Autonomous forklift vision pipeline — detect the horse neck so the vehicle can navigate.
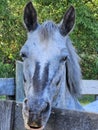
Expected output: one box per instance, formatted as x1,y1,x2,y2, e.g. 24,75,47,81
52,68,83,111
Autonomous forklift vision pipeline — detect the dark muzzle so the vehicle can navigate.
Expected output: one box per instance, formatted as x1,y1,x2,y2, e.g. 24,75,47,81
23,98,50,129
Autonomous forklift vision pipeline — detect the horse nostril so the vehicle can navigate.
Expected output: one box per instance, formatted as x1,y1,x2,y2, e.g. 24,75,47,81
41,102,50,114
24,98,28,104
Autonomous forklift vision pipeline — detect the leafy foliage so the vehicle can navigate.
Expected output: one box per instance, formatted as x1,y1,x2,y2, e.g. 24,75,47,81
0,0,98,78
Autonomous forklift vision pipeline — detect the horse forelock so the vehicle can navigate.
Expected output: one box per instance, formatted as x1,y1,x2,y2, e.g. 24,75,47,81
38,21,58,41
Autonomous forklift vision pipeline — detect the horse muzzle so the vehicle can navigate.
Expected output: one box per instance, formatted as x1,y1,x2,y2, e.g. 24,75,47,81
22,98,51,130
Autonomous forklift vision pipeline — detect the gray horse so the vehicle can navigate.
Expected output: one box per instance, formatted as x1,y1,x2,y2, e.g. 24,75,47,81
20,2,83,130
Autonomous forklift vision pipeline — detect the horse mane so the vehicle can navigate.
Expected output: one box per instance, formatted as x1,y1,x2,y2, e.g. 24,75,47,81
65,36,82,97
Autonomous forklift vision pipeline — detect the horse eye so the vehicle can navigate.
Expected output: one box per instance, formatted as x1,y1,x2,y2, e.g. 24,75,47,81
61,56,67,62
21,53,27,58
20,52,28,60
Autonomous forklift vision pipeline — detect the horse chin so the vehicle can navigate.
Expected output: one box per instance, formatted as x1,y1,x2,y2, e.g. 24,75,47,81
25,124,44,130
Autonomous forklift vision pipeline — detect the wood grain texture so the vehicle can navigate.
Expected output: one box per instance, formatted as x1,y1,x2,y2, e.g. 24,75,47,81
46,108,98,130
0,79,98,96
0,100,15,130
0,101,98,130
14,102,26,130
14,102,98,130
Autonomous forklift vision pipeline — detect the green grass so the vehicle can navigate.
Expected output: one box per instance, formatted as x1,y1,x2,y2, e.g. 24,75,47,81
79,95,95,106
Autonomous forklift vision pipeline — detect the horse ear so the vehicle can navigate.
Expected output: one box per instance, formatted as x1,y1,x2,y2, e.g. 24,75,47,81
59,6,75,36
24,2,38,31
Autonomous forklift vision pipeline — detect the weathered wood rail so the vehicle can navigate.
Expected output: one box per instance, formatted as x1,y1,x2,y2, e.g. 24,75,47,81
0,61,98,99
0,61,98,130
0,100,98,130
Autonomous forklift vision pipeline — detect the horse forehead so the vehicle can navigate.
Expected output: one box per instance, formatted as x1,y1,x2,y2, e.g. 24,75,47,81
26,36,62,60
25,22,67,59
27,21,65,46
27,30,66,51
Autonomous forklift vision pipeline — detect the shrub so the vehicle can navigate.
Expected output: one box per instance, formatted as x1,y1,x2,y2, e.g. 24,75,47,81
0,62,14,78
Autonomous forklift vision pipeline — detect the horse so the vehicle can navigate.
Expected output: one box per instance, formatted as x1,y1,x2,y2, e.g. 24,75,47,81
20,2,83,130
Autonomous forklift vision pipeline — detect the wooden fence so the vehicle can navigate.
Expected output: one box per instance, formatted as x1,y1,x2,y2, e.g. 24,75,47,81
0,61,98,130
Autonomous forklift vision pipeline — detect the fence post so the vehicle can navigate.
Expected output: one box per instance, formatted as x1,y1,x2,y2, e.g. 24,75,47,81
16,61,25,102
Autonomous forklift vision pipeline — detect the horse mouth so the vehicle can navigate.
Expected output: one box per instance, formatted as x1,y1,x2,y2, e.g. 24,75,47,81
25,124,44,130
30,126,42,129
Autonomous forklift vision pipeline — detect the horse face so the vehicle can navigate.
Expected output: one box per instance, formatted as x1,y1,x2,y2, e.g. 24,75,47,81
21,24,68,130
20,2,75,130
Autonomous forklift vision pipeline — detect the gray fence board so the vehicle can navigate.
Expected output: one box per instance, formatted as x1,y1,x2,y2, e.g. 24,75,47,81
0,100,15,130
81,80,98,95
0,78,98,96
14,102,26,130
46,109,98,130
0,101,98,130
14,102,98,130
1,77,98,97
0,78,15,96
